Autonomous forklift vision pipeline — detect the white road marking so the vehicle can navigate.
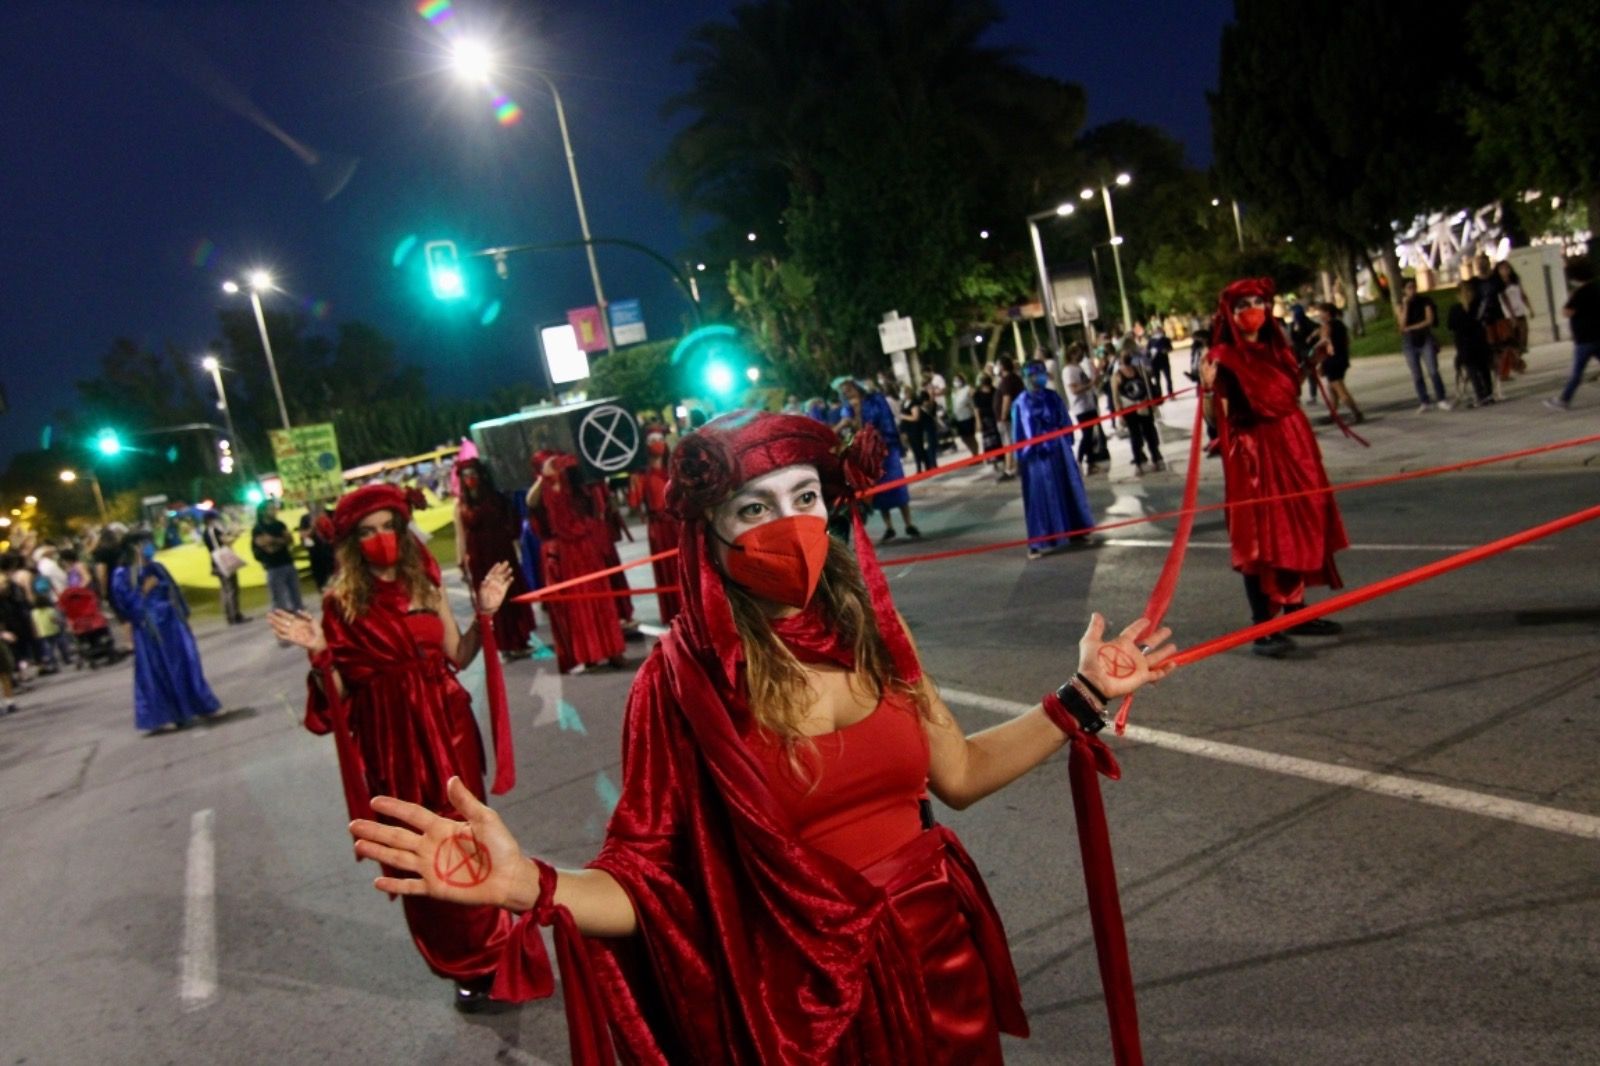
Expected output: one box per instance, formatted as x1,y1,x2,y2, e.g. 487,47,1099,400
638,623,669,637
939,687,1600,843
1100,537,1552,553
180,808,218,1010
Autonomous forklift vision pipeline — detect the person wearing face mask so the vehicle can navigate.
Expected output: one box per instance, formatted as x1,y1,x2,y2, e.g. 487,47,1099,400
268,484,523,1012
347,411,1177,1063
1200,278,1349,658
1311,302,1364,424
834,377,921,543
110,532,221,732
1013,360,1095,558
526,450,628,673
454,459,536,658
627,425,682,625
947,371,980,457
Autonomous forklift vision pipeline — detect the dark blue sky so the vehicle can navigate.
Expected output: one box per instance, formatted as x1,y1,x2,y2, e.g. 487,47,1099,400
0,0,1230,466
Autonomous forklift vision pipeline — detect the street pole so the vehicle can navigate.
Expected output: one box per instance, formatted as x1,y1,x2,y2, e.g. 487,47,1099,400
1100,185,1133,331
247,289,292,429
205,360,245,479
1026,216,1063,356
1231,199,1245,253
88,472,108,523
535,72,613,354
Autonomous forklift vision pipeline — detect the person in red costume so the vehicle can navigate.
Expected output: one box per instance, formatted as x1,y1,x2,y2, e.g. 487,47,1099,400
350,413,1177,1063
267,484,527,1013
626,423,681,625
525,450,626,674
1200,277,1350,658
453,458,536,657
590,477,642,636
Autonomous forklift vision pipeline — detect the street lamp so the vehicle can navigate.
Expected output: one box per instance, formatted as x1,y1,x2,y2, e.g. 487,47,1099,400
201,354,245,478
449,46,614,355
1081,175,1134,331
1025,202,1078,356
1212,197,1245,252
221,272,292,429
60,468,108,523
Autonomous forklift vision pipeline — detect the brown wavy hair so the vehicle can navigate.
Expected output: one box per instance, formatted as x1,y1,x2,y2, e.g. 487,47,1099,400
726,536,928,745
326,511,439,621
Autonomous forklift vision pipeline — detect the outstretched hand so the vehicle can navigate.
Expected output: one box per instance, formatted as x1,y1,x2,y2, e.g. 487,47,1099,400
1075,613,1177,700
475,561,515,615
269,609,324,654
349,777,539,912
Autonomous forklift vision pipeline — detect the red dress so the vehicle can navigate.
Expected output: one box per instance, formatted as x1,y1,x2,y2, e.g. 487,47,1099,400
456,490,536,651
532,470,624,673
1212,337,1349,603
313,580,515,984
629,465,682,625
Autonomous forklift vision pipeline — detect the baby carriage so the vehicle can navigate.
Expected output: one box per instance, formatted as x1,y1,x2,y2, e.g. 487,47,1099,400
57,586,120,669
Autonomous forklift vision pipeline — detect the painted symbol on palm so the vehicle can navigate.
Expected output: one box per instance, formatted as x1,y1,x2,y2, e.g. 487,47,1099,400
432,829,493,888
1098,644,1138,681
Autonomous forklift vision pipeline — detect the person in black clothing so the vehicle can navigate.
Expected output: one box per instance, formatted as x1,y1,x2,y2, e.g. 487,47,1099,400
896,384,935,473
1547,260,1600,410
973,372,1002,465
251,499,303,614
298,500,338,591
1312,303,1364,423
1287,301,1320,404
1114,351,1165,474
1473,254,1516,390
1146,326,1175,396
1399,279,1450,411
1447,280,1496,406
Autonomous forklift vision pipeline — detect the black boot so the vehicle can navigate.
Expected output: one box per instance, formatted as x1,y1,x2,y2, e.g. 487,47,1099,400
453,974,495,1013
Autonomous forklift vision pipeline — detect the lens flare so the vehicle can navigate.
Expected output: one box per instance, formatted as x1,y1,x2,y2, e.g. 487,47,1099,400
392,234,418,268
190,238,216,268
479,299,503,327
416,0,452,25
491,93,523,126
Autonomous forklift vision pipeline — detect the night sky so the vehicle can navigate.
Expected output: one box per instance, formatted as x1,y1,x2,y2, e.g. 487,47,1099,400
0,0,1231,466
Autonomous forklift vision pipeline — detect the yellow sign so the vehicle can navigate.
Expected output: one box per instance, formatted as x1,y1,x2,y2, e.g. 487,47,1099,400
268,423,344,504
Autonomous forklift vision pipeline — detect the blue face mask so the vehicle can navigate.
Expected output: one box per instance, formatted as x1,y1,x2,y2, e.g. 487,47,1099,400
140,542,156,562
1028,372,1050,391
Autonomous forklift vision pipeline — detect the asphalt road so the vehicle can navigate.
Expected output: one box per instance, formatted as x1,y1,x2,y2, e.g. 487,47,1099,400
2,410,1597,1064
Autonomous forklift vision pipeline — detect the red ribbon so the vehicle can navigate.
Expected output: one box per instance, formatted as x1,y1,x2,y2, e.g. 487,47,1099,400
1042,693,1141,1065
477,612,515,795
1309,363,1371,447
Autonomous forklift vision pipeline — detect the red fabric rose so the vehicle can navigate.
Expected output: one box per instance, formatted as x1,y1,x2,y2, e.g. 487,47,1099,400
666,432,736,519
839,423,886,494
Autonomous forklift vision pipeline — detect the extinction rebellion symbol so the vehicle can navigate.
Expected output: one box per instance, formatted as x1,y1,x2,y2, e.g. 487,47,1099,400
577,404,641,473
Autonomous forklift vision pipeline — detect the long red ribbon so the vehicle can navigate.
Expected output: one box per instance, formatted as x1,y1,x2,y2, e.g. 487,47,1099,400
477,611,515,795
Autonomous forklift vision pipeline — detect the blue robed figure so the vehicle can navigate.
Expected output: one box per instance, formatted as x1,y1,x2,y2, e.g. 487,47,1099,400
835,377,920,542
1011,361,1094,557
111,535,221,731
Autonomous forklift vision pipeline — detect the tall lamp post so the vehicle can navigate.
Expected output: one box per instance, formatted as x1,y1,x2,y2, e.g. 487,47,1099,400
1082,172,1134,331
222,271,292,430
450,40,614,353
201,354,246,478
1212,197,1245,252
59,469,108,523
1026,202,1077,356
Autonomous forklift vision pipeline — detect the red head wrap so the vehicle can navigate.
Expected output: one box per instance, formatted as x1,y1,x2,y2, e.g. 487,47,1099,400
665,411,919,692
331,484,411,541
1210,276,1291,351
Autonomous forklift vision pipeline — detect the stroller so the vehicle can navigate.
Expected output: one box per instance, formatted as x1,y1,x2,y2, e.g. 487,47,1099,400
57,586,121,669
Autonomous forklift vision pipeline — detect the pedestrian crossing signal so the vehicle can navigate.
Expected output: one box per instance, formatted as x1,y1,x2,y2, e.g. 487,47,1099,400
424,240,466,300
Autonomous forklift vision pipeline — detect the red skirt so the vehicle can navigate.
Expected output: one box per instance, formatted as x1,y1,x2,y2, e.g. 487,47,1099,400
540,535,625,672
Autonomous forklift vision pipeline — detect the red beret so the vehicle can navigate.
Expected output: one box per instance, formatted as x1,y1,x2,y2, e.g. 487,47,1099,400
331,484,411,541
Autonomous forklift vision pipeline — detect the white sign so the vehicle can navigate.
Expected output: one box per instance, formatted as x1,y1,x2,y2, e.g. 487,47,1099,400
878,315,917,354
540,323,591,385
1050,275,1099,326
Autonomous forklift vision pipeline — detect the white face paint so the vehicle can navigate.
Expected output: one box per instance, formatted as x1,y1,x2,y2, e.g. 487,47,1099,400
708,464,825,571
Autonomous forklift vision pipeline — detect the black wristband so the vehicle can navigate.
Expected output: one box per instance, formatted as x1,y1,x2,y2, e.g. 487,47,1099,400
1050,680,1107,735
1073,671,1110,705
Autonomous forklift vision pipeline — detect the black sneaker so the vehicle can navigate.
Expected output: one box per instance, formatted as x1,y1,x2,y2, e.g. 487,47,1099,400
905,524,922,538
879,528,898,545
454,976,495,1013
1251,633,1296,658
1287,616,1342,636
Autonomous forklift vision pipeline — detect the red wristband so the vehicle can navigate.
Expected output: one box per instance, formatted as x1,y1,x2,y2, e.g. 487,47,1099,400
530,857,558,925
310,647,333,672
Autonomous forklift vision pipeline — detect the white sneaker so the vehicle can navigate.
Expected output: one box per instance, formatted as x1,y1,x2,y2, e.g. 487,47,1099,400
1435,400,1451,411
1416,403,1432,413
1543,397,1569,411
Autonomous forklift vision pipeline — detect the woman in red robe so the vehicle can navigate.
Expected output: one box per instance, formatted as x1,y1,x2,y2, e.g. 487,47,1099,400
268,484,527,1012
626,423,681,625
453,458,536,655
1201,277,1350,658
350,414,1177,1063
526,450,626,674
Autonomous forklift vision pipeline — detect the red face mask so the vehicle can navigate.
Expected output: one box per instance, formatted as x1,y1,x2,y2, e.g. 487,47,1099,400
647,440,668,456
358,529,400,567
1234,306,1268,334
719,514,829,609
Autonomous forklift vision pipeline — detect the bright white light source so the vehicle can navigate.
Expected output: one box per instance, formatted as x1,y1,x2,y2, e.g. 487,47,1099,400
247,270,274,292
746,232,757,242
221,280,240,294
1080,189,1094,201
451,40,495,84
746,367,761,383
540,324,591,385
1110,236,1124,246
1115,173,1131,186
1055,204,1074,216
979,229,990,239
201,355,220,372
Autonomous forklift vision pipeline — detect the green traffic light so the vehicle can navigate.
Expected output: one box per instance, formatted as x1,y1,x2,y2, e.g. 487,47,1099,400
244,486,265,505
424,240,466,300
95,429,122,456
705,361,736,396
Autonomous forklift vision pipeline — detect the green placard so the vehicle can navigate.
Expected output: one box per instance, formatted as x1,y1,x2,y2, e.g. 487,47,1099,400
268,422,344,504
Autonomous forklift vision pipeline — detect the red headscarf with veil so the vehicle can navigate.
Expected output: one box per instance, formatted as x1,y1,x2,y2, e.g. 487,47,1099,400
491,412,1026,1064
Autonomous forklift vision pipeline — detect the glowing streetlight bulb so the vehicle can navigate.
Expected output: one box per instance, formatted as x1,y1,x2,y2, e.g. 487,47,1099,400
247,270,274,292
746,232,758,242
1055,203,1074,216
1211,197,1222,207
59,470,77,483
201,355,220,372
979,229,990,239
1079,188,1095,201
1110,236,1124,246
221,280,240,294
695,262,707,271
1115,173,1131,186
24,495,37,505
746,367,761,383
451,39,495,84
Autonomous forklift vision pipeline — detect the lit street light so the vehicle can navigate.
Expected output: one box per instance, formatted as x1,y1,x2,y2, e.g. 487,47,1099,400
24,495,37,505
221,271,292,430
1082,175,1134,331
447,44,614,354
1025,201,1079,355
60,468,108,522
1212,197,1245,252
747,232,758,242
201,353,245,479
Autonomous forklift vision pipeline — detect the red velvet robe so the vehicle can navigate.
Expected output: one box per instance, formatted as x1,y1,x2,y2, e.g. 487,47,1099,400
628,465,681,625
309,579,517,984
1211,336,1349,602
533,470,625,672
457,489,536,651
